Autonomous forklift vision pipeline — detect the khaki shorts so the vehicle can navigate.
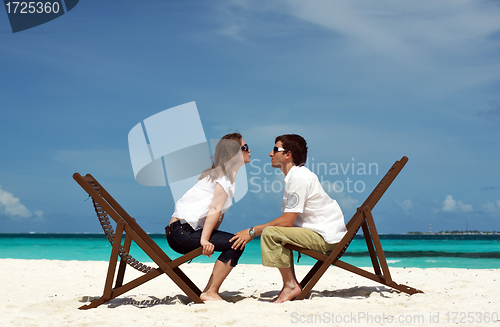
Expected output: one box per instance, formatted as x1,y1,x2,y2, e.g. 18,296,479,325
261,226,337,268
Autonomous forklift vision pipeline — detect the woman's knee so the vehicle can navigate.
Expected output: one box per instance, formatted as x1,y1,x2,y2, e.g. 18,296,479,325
219,248,244,267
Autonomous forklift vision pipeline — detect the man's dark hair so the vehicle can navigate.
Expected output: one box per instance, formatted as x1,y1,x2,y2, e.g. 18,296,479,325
275,134,308,166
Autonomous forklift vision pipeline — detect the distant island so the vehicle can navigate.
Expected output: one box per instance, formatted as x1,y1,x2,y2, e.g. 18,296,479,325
407,231,499,235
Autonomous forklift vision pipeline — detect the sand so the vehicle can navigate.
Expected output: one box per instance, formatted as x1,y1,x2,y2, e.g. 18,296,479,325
1,259,498,327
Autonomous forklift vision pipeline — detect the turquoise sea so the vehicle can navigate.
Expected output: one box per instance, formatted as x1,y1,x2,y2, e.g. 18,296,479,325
1,233,499,269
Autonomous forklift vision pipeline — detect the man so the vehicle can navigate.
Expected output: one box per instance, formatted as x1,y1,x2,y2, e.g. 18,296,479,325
230,134,347,303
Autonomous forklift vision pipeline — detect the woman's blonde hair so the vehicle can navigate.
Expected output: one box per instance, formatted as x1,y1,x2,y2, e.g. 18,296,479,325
198,132,243,183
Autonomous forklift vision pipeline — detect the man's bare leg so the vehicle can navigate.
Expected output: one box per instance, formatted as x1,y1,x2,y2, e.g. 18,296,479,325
200,260,233,301
273,267,302,303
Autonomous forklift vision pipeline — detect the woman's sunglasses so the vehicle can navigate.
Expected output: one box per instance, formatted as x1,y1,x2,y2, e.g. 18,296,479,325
241,144,250,152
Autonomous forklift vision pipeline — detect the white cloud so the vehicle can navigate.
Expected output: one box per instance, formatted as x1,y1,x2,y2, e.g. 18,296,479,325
220,0,500,62
320,185,360,213
395,199,413,215
284,0,500,54
0,184,33,220
441,195,473,213
216,0,500,97
34,210,45,221
336,195,360,213
482,200,500,215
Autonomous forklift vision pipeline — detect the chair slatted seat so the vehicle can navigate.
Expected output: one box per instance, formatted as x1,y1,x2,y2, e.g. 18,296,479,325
90,195,154,273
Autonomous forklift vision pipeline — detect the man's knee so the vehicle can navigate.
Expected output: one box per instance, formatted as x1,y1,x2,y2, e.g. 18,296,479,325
261,226,280,239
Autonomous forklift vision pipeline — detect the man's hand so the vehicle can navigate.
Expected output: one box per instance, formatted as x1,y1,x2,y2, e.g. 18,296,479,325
200,239,215,257
230,229,253,250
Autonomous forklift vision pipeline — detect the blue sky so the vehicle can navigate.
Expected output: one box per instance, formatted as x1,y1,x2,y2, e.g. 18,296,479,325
1,0,500,234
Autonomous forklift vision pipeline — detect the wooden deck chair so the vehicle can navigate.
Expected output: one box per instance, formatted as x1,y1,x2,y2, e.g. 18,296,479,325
73,173,204,309
284,156,423,299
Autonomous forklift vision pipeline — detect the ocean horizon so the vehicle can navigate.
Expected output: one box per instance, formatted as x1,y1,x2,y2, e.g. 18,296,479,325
1,233,499,269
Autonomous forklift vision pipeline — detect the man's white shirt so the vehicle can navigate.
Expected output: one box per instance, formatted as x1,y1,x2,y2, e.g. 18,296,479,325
282,165,347,244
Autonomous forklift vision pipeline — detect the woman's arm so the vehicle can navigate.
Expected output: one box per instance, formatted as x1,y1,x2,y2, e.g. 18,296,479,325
215,213,224,230
200,183,228,257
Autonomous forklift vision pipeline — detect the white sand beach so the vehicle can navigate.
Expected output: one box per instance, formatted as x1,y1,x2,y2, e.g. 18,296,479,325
1,259,498,327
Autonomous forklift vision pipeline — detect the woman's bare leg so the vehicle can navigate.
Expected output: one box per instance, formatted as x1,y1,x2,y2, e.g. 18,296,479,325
200,260,233,301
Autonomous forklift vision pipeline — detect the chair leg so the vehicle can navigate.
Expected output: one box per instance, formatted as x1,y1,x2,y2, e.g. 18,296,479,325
295,259,332,300
334,260,423,295
115,233,132,288
172,267,202,297
79,297,108,310
364,207,392,282
79,268,164,310
160,266,203,303
361,221,382,275
103,221,125,300
298,260,323,289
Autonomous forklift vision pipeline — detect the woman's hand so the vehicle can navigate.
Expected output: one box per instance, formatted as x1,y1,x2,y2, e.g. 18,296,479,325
200,238,215,257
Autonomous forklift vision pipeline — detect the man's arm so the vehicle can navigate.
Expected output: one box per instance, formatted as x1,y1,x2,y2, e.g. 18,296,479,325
229,212,298,250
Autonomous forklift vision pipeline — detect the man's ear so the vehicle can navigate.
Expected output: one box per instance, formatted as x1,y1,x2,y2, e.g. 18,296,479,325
284,151,293,161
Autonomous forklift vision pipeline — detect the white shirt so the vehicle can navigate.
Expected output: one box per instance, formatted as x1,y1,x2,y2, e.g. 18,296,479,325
282,165,347,244
172,175,235,231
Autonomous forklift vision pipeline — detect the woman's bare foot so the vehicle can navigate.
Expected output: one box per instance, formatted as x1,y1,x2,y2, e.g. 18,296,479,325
200,260,233,302
200,291,224,301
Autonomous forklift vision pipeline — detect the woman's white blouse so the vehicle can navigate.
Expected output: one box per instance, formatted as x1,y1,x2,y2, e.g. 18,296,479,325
172,175,235,231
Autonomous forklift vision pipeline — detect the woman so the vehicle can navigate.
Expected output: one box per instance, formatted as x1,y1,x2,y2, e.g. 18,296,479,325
165,132,251,301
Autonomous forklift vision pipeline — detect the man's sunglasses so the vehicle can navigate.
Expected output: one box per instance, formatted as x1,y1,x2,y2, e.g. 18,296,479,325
241,144,250,152
273,146,286,153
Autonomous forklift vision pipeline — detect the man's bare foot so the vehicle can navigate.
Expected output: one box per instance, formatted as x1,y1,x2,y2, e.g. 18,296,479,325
272,284,302,303
200,291,224,301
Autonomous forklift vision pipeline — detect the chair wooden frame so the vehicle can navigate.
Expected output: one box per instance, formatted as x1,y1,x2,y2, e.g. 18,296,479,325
73,173,204,309
284,156,423,299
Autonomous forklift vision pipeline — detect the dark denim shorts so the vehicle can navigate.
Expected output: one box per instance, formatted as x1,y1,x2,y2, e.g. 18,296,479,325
165,220,244,267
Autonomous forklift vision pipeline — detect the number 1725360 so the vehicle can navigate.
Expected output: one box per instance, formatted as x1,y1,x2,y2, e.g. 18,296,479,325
445,312,499,324
5,2,61,14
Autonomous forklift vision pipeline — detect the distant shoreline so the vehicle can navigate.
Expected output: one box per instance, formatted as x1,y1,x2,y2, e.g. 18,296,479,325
1,231,499,236
407,231,500,235
1,232,500,240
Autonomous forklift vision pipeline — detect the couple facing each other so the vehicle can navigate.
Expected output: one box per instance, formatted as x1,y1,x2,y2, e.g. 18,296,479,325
165,132,347,303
